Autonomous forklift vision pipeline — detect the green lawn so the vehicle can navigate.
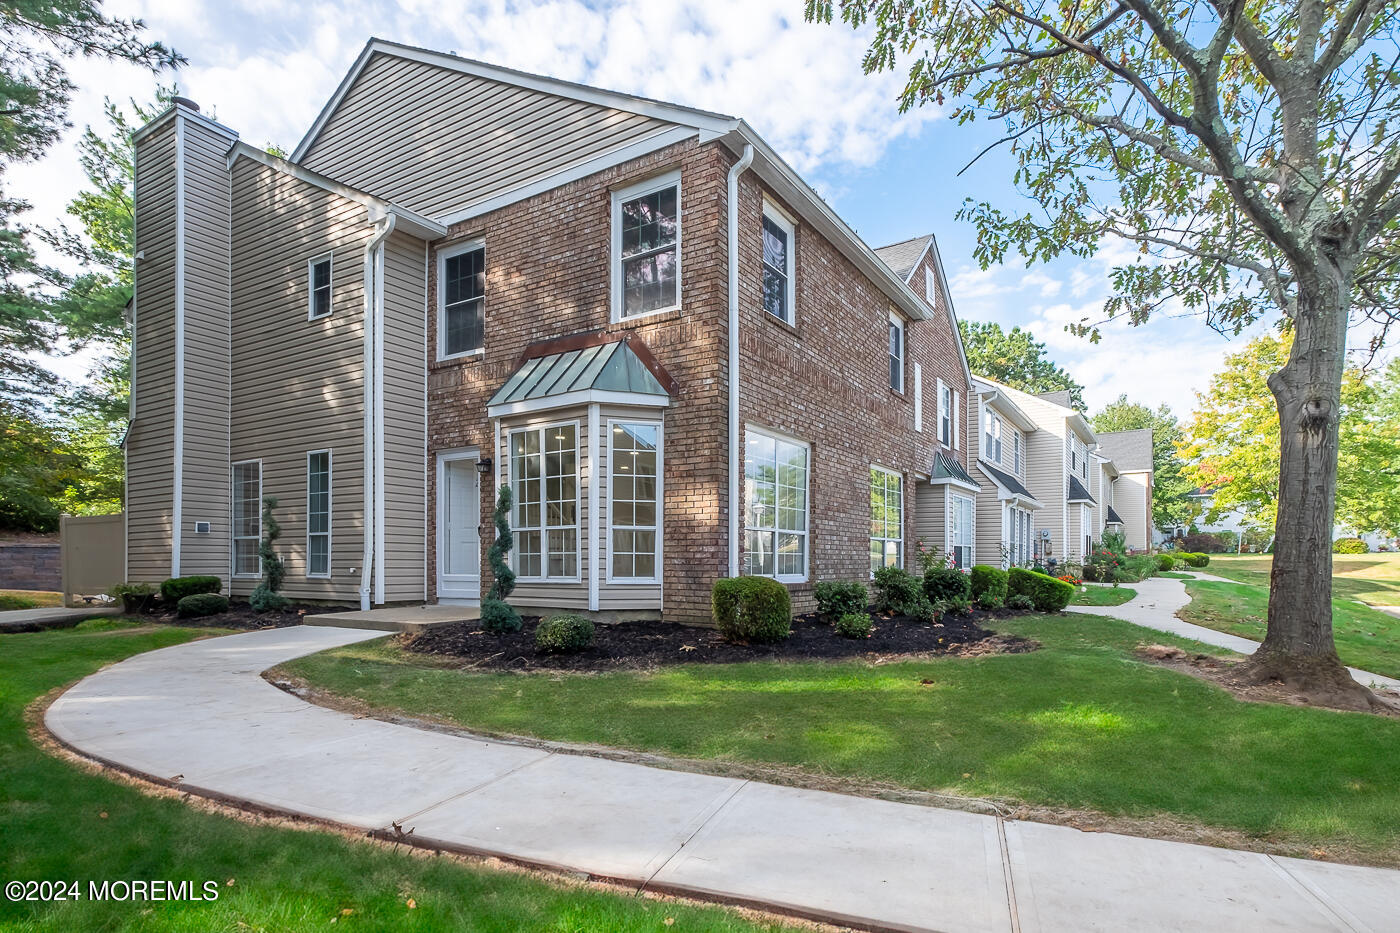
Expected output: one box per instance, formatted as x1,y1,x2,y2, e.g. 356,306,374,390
1158,571,1196,580
0,624,788,932
1072,585,1137,606
1181,579,1400,680
279,615,1400,862
1208,553,1400,606
0,590,62,610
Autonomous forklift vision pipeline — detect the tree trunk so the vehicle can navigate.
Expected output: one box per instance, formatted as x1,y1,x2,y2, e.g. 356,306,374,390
1250,268,1383,710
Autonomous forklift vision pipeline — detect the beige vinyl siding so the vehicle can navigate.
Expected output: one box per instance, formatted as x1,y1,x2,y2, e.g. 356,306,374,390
379,231,428,602
228,159,371,603
127,119,178,584
495,406,590,611
1116,471,1152,551
915,480,946,561
597,405,663,612
299,52,676,219
176,118,235,578
973,466,1006,567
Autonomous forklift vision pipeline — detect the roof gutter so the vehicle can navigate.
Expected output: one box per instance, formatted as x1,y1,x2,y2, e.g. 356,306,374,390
359,213,396,611
727,143,754,578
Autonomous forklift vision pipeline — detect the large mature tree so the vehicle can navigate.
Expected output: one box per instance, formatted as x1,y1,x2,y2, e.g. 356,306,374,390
1091,394,1194,529
959,320,1085,407
812,0,1400,706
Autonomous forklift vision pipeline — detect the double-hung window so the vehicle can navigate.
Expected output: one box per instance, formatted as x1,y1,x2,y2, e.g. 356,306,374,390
510,423,578,579
1014,432,1023,475
744,428,809,581
761,203,795,324
439,241,485,359
870,466,903,574
613,171,680,320
231,461,262,577
308,255,332,320
949,493,974,570
938,380,953,446
985,411,1002,464
306,450,331,578
888,313,905,392
609,421,661,581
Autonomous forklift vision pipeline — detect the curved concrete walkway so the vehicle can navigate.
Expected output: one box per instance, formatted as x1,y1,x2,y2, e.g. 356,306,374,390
46,625,1400,933
1069,575,1400,692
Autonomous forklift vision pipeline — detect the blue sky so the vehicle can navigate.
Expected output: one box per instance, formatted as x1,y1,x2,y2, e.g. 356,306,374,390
17,0,1320,417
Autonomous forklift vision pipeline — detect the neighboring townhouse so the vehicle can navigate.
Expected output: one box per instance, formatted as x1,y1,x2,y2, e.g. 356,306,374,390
968,379,1041,567
124,39,974,623
1094,429,1155,551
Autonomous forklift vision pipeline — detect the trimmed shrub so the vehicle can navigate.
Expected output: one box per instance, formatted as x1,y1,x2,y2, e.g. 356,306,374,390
177,593,228,618
480,597,522,634
834,611,873,639
535,614,595,653
872,566,931,617
923,567,970,603
1180,532,1229,553
1334,537,1368,554
111,582,156,614
942,595,972,615
968,565,1008,604
1006,593,1035,612
160,575,221,603
1177,552,1210,568
1156,554,1176,572
814,580,868,619
250,585,290,612
1008,567,1075,612
712,576,791,644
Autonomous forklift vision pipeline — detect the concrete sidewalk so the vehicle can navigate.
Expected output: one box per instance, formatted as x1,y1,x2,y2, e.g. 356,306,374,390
0,605,121,633
44,625,1400,933
1070,575,1400,692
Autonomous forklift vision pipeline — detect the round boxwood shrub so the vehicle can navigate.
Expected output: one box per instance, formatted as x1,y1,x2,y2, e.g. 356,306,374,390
968,565,1008,605
1178,552,1210,568
480,597,522,634
1156,554,1176,571
923,567,970,603
177,592,229,618
1008,567,1075,612
712,576,791,644
814,580,868,619
160,575,222,604
834,611,873,639
1333,536,1368,554
535,613,595,653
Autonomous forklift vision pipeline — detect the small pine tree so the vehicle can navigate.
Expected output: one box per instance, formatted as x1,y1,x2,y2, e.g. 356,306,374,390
481,484,521,633
250,495,290,612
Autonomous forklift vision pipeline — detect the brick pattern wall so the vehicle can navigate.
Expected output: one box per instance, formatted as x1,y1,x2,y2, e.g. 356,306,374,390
426,139,730,623
0,544,61,591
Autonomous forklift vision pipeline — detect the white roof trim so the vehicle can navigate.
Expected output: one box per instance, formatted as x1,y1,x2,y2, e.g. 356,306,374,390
976,460,1044,510
227,142,447,239
976,387,1037,434
133,100,239,145
487,388,670,420
293,38,739,163
926,474,980,494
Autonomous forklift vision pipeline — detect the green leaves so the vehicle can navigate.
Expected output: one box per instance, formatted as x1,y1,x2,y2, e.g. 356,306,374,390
958,319,1086,408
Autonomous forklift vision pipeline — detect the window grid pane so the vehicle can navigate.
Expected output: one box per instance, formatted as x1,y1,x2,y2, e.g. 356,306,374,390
609,423,659,580
869,467,903,574
620,185,679,317
307,452,330,576
232,462,261,577
443,248,485,355
744,430,807,579
761,215,789,323
511,424,577,579
311,259,331,318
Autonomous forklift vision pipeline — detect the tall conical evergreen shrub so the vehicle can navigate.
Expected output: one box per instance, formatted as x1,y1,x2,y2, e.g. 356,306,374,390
481,484,521,633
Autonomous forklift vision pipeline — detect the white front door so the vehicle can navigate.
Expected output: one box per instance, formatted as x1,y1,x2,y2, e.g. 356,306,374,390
437,451,481,603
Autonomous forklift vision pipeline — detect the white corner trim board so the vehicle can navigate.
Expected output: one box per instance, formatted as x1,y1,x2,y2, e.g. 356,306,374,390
359,213,396,611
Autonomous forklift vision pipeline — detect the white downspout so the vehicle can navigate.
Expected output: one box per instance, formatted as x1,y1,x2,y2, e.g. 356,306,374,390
360,213,396,611
726,144,754,578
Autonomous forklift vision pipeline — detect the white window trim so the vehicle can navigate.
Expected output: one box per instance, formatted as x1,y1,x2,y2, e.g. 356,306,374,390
306,449,332,579
946,489,974,571
952,387,961,450
307,253,333,321
869,464,904,575
888,311,906,394
231,459,262,579
744,423,811,584
605,418,664,585
437,238,486,362
760,199,796,325
508,419,582,584
610,169,682,323
937,378,951,447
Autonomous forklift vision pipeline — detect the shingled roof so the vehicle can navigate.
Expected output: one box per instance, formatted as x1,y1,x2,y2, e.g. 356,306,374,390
873,235,933,280
1097,428,1154,473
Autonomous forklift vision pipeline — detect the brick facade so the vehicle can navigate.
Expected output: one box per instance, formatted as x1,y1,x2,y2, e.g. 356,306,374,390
424,137,970,622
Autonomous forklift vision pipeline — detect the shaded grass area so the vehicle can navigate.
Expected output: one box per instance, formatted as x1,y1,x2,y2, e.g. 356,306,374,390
1209,554,1400,606
0,627,789,932
1181,579,1400,680
280,614,1400,860
1072,586,1137,606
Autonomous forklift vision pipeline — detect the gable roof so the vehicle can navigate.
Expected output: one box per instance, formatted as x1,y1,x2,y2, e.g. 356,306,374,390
978,459,1042,508
1096,429,1154,473
874,235,933,280
873,232,971,386
291,38,937,325
1036,389,1075,408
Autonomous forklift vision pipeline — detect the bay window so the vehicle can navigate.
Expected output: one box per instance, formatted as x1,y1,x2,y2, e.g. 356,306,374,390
948,492,973,570
744,428,809,581
609,421,661,582
870,466,903,574
511,423,579,579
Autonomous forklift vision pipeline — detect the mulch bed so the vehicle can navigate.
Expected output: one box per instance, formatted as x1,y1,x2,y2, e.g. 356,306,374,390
403,607,1038,672
131,601,353,630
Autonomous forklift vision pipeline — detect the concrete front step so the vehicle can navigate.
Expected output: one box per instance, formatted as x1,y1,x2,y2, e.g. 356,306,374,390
305,605,479,634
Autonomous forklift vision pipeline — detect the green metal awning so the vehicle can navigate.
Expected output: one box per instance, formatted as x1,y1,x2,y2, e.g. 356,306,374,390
929,451,979,491
487,336,673,417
